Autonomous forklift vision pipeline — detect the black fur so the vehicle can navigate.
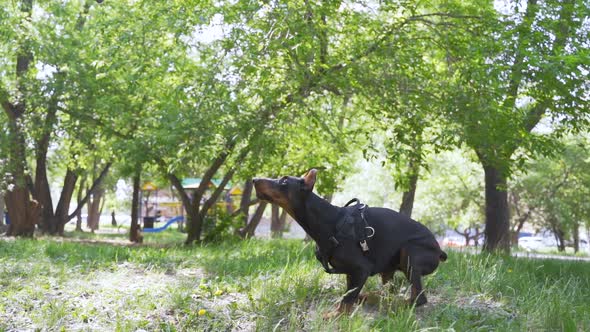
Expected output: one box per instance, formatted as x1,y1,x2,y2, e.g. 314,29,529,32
253,169,447,313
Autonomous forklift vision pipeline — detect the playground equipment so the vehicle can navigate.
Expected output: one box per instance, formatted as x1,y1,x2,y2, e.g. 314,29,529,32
142,216,184,233
141,181,159,228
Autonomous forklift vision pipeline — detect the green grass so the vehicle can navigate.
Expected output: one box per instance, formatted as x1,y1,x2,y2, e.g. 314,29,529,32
1,233,589,331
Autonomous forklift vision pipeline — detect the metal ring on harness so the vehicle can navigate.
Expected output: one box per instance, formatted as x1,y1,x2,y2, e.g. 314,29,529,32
365,226,375,238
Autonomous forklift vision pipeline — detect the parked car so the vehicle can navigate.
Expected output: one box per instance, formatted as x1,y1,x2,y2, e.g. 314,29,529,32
519,236,558,251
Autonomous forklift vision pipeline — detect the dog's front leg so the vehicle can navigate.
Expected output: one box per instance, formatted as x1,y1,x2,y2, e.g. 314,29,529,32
323,271,369,319
341,271,370,311
355,272,393,304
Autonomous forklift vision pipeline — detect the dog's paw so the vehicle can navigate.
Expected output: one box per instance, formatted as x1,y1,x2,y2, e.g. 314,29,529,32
357,293,369,303
322,302,354,320
408,296,428,307
322,310,343,320
357,292,380,305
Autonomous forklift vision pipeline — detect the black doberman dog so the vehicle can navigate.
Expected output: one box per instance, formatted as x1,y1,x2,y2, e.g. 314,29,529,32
253,169,447,317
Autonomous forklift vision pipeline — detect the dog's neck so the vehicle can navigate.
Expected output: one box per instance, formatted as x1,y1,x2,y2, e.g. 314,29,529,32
292,192,342,244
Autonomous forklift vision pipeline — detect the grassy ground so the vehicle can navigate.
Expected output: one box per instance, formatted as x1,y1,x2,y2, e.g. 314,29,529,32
1,231,589,331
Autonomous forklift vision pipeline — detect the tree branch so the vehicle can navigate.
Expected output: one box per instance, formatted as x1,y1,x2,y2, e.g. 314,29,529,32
66,162,112,221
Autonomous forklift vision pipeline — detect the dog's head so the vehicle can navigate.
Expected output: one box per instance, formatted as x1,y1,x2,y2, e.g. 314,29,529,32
252,169,317,216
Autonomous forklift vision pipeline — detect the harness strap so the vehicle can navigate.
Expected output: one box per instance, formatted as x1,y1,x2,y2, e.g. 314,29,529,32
317,198,376,273
344,198,374,240
318,236,339,273
344,198,360,207
319,250,338,274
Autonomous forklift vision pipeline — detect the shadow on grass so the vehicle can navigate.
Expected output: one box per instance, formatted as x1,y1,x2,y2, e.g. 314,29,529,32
1,233,316,277
195,238,316,278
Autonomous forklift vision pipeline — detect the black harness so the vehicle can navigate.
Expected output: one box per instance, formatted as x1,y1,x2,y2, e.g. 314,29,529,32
316,198,375,274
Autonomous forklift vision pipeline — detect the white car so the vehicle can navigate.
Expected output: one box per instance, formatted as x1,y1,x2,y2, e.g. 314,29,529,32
519,236,546,251
519,236,558,251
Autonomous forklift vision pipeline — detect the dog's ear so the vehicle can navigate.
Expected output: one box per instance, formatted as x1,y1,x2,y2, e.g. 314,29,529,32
302,169,317,191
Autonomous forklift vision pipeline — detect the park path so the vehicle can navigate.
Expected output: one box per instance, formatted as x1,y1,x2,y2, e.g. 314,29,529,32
513,251,590,262
448,246,590,262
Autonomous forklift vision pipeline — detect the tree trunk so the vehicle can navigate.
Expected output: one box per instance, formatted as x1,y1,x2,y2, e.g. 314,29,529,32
2,0,36,237
454,227,471,246
40,168,78,235
482,164,511,253
4,119,38,236
270,204,285,238
185,167,236,244
239,179,253,226
399,171,418,217
510,214,529,246
548,216,566,252
66,163,111,224
239,201,268,238
33,92,60,234
75,177,85,232
56,170,78,235
129,170,142,243
556,229,565,252
5,187,39,237
75,211,83,231
35,150,54,233
0,192,4,226
473,226,482,247
87,186,104,232
573,223,579,253
509,192,532,246
156,142,242,245
397,138,422,218
279,208,287,233
184,207,203,244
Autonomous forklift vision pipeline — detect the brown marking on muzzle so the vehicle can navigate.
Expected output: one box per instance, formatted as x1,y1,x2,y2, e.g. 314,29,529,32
252,178,295,215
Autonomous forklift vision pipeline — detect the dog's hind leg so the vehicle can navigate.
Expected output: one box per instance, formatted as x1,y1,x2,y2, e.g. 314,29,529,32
408,270,427,306
398,247,427,306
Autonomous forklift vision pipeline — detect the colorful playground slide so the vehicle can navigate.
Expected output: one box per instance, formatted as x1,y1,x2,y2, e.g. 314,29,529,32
143,216,184,233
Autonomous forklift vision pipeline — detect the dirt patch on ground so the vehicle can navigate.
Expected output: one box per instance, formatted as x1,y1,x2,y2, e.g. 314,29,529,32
0,260,258,331
413,291,514,325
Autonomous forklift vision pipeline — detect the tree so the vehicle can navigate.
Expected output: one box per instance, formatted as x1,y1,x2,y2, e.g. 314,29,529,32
0,191,4,228
440,0,590,251
1,0,112,236
129,167,142,243
1,0,40,236
510,136,590,252
414,149,484,238
349,2,468,218
270,206,288,238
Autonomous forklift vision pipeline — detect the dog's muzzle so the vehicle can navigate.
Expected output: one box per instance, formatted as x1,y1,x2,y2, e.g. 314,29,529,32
252,178,272,201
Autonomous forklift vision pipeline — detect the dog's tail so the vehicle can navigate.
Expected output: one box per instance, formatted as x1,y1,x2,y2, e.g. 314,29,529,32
439,250,448,262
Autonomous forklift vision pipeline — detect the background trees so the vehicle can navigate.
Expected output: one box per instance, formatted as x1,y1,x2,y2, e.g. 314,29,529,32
510,137,590,252
1,0,588,252
435,0,590,251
